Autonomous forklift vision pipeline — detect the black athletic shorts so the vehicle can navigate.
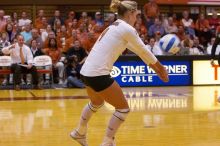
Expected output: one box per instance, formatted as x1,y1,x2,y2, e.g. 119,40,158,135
80,74,114,92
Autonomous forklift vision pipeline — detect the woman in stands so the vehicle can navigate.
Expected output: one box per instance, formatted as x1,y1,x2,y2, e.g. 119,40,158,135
70,0,169,146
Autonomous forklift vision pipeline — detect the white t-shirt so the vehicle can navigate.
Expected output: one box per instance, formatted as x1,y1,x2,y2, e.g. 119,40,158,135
80,19,158,77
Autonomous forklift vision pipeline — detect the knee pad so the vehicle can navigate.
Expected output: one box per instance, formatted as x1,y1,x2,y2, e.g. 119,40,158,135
88,102,104,112
113,108,130,121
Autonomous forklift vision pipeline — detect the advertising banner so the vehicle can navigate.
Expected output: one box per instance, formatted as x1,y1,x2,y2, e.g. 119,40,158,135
111,60,191,87
193,60,220,85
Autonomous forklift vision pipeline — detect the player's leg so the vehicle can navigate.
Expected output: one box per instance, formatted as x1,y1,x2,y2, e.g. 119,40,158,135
70,86,104,146
98,81,130,145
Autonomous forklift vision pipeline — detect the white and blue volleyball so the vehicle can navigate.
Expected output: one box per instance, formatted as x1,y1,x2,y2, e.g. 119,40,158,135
159,34,180,54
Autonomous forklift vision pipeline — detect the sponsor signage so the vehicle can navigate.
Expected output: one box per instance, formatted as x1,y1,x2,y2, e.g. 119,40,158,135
193,60,220,85
111,60,191,86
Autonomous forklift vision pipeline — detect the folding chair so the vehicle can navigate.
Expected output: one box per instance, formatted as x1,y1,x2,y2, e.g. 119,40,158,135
0,56,12,75
33,55,54,88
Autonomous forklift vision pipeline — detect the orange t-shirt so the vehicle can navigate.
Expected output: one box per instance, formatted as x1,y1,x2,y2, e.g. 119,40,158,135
143,2,159,18
43,47,61,64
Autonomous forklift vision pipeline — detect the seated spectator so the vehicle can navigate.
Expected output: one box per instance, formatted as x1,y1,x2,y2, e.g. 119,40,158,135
66,57,85,88
143,0,160,29
18,11,32,31
41,24,53,42
180,10,195,37
81,31,97,53
34,9,45,30
49,10,64,30
30,39,44,57
179,34,193,55
93,12,104,26
0,10,7,33
148,18,165,37
5,23,17,43
172,13,180,26
195,13,211,46
160,13,168,28
165,17,178,34
27,28,44,48
2,35,40,90
66,40,87,67
11,12,18,25
42,38,64,84
43,31,62,48
65,11,76,27
190,36,205,55
207,37,220,55
0,32,11,50
0,32,11,86
20,23,32,43
64,29,80,54
208,10,220,35
177,25,187,41
56,25,71,52
146,37,163,55
36,17,48,32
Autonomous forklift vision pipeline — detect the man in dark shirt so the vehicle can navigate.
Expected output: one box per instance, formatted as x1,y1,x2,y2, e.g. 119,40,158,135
211,33,220,65
66,40,87,67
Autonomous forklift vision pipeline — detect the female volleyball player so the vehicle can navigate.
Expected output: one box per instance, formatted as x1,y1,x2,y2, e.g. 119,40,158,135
70,0,169,145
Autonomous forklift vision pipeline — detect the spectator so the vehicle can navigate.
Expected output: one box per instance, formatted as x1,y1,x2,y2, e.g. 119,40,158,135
18,11,32,30
30,39,44,57
66,40,87,67
143,0,160,29
20,23,32,43
81,31,97,53
42,38,64,84
208,10,220,35
49,10,64,30
64,29,80,53
176,25,187,41
190,36,205,55
181,10,195,37
56,25,71,52
165,17,178,34
207,37,220,55
36,17,48,32
146,37,163,55
148,18,165,37
0,32,11,85
2,35,40,90
195,13,211,46
0,10,7,33
65,11,76,27
66,57,85,88
11,12,18,25
43,31,62,48
34,9,45,30
93,12,104,26
41,24,53,42
5,23,17,43
179,33,193,55
26,28,44,48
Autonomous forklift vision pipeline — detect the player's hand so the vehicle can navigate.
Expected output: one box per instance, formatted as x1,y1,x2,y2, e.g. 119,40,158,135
210,59,216,66
157,66,169,82
149,61,169,82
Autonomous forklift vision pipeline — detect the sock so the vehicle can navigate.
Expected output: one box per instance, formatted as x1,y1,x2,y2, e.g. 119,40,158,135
76,102,103,135
102,109,130,143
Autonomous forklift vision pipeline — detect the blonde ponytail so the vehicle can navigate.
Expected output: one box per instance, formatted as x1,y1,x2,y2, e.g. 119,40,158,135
110,0,121,13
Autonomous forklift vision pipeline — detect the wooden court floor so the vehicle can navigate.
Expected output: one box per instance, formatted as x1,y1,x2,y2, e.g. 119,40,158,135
0,86,220,146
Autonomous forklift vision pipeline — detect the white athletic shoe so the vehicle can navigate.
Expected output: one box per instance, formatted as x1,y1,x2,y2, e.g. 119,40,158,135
70,130,88,146
100,139,116,146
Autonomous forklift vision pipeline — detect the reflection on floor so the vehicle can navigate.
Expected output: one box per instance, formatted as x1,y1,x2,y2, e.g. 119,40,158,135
0,86,220,146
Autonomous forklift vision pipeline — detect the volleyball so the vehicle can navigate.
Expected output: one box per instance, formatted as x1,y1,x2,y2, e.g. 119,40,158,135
159,34,180,54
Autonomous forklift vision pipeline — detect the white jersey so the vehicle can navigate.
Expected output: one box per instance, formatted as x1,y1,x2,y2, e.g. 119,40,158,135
80,19,157,77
